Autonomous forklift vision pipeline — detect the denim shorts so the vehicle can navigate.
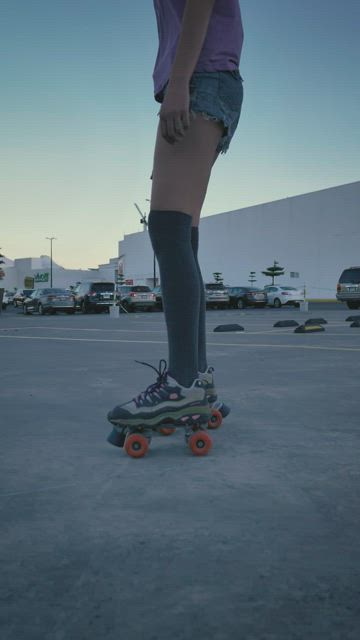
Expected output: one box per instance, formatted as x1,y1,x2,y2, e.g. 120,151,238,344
155,69,244,154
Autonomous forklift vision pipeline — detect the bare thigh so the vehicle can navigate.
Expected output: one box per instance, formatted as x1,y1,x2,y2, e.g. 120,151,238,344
150,114,224,227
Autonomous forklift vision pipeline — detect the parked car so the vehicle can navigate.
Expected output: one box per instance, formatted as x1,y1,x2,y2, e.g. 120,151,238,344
205,283,230,309
117,285,156,313
151,286,163,311
264,285,305,308
23,288,76,315
336,266,360,309
227,286,268,309
2,290,15,309
13,289,35,307
73,281,116,313
2,291,11,309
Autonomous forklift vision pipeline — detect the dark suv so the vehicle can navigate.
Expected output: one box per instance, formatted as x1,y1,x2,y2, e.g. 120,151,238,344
336,267,360,309
227,286,268,309
118,285,156,312
73,281,115,313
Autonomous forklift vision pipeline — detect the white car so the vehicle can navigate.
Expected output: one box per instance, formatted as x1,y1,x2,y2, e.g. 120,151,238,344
1,290,14,309
264,285,305,308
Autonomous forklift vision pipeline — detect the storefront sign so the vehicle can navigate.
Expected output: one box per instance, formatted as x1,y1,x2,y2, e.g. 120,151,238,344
24,277,35,288
34,272,49,283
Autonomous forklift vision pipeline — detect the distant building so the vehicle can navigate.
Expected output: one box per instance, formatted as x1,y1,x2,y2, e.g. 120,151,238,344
118,180,360,299
1,255,119,291
3,180,359,299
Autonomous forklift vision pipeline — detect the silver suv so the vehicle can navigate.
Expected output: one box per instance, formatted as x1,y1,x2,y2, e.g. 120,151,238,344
118,285,156,312
205,283,230,310
336,267,360,309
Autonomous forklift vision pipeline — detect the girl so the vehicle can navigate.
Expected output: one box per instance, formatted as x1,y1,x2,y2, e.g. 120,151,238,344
108,0,244,445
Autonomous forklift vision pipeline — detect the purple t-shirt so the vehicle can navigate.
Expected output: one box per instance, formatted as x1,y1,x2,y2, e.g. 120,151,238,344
153,0,244,101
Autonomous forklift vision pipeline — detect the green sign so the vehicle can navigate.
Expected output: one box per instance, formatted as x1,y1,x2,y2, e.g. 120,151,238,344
34,272,49,283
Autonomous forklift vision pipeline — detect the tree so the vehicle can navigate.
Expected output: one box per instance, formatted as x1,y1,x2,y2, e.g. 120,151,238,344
0,248,5,280
212,272,224,285
261,260,285,285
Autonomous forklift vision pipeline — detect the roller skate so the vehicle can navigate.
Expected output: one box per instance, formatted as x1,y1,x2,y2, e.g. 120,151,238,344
106,359,214,457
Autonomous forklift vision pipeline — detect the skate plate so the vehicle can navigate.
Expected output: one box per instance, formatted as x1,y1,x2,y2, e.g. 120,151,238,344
107,403,226,450
108,418,213,458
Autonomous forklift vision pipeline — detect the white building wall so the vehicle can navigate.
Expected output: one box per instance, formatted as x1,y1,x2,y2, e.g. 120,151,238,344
118,228,157,288
118,181,360,299
3,181,359,298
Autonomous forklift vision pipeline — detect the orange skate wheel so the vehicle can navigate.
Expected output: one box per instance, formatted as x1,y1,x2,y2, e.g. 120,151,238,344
124,433,149,458
159,427,176,436
188,431,212,456
208,408,223,430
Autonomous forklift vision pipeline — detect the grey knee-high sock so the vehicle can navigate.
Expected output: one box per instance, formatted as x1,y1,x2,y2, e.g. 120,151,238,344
148,210,200,388
191,226,208,374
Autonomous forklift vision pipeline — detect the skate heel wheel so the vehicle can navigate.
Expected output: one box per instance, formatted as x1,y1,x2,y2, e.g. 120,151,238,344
207,408,223,430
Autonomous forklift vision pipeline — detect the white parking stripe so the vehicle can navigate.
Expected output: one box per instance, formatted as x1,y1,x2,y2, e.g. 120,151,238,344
1,334,360,352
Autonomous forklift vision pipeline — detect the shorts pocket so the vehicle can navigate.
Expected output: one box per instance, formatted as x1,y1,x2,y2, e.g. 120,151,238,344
219,74,244,112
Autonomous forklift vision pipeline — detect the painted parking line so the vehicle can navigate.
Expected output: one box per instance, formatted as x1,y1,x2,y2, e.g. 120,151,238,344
1,325,357,337
1,334,360,352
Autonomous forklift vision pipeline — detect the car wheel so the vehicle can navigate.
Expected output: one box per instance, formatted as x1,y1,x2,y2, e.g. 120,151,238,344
237,298,245,309
274,298,282,308
67,309,75,314
38,303,45,315
81,301,88,314
347,301,360,309
23,305,29,315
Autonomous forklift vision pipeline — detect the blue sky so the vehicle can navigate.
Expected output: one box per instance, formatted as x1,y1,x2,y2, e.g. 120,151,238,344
1,0,359,269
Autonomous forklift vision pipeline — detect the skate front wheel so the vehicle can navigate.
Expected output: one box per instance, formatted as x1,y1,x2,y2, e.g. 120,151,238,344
159,427,176,436
188,431,212,456
125,433,149,458
208,408,223,430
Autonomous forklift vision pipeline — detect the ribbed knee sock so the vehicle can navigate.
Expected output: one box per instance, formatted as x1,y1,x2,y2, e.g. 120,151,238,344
148,210,200,388
190,226,208,374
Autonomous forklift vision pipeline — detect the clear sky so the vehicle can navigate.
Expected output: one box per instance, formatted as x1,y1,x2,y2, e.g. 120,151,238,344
1,0,359,269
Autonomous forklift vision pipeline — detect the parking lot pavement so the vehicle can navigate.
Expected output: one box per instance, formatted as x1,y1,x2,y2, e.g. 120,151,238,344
1,304,360,639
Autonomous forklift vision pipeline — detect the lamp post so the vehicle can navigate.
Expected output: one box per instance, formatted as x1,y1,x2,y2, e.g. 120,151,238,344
46,237,56,287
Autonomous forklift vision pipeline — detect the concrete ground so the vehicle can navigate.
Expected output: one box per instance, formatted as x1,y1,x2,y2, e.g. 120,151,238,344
1,302,359,640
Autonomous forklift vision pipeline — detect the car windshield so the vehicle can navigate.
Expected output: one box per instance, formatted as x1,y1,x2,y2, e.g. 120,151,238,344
206,284,225,290
131,286,151,292
280,286,297,290
44,288,68,294
92,283,114,292
23,290,34,295
339,269,360,284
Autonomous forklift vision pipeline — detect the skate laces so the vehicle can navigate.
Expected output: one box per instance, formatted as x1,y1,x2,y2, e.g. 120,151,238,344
133,359,169,407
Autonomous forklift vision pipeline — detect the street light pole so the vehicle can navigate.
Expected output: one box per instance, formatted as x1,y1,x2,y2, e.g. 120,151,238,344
46,237,57,287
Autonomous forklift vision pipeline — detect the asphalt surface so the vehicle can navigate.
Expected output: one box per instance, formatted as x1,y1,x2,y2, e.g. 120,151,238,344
1,302,360,640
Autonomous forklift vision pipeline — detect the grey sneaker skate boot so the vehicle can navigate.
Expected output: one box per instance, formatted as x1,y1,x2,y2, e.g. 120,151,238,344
107,359,211,447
